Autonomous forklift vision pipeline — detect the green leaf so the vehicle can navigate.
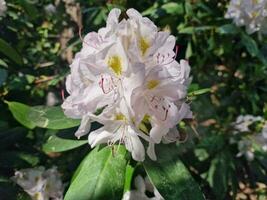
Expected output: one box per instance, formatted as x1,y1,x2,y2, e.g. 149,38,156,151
0,68,8,86
6,101,80,130
64,145,128,200
178,26,194,34
185,2,193,16
0,38,23,65
178,26,213,34
0,59,8,68
43,134,87,153
144,144,205,200
28,106,80,130
0,151,39,168
19,0,39,20
241,33,259,57
6,101,35,129
161,3,183,15
185,41,193,59
188,88,211,97
207,151,234,200
217,24,239,34
123,163,135,193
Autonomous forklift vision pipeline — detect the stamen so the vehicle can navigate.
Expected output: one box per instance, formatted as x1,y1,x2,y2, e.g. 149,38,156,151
61,89,65,101
148,95,170,121
161,45,179,66
153,45,179,67
98,75,115,94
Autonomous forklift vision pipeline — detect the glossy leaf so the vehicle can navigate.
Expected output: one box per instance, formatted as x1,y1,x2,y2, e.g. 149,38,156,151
43,134,87,153
29,106,80,130
64,145,128,200
6,101,80,130
144,144,205,200
241,33,259,57
6,101,35,129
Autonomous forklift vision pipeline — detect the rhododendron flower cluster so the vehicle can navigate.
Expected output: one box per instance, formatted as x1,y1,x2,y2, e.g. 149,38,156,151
12,167,64,200
225,0,267,34
62,8,192,161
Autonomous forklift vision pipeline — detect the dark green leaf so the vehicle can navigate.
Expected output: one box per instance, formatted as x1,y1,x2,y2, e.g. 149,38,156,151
64,145,128,200
217,24,239,34
241,33,259,57
144,144,205,200
0,68,8,86
0,38,23,65
207,151,234,200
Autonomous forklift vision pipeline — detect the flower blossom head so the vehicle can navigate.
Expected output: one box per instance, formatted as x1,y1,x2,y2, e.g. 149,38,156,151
0,0,7,17
12,166,64,200
225,0,267,34
62,8,192,161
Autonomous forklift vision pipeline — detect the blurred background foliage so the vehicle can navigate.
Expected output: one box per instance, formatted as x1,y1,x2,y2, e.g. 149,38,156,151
0,0,267,199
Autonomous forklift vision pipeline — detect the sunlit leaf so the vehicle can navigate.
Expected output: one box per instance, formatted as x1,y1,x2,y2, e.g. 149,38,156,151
43,134,87,153
6,101,80,130
65,145,128,200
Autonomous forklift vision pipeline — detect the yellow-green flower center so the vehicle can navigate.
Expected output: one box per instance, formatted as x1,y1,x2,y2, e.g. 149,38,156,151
108,55,122,76
146,80,160,90
115,113,126,121
139,37,150,56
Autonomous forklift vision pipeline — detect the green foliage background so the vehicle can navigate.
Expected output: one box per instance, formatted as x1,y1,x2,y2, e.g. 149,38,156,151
0,0,267,199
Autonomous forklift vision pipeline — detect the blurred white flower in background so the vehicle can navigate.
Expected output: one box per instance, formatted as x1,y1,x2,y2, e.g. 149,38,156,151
231,115,267,161
61,8,192,161
12,166,64,200
44,4,56,15
0,0,7,17
254,122,267,151
225,0,267,34
232,114,262,133
122,175,164,200
46,92,59,106
236,139,255,161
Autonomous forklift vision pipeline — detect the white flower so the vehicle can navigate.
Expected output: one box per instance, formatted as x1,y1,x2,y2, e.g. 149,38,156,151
225,0,267,34
88,100,148,161
44,4,56,15
62,8,192,161
0,0,7,17
46,92,59,106
12,167,64,200
253,122,267,151
232,114,262,133
236,139,254,161
122,175,164,200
